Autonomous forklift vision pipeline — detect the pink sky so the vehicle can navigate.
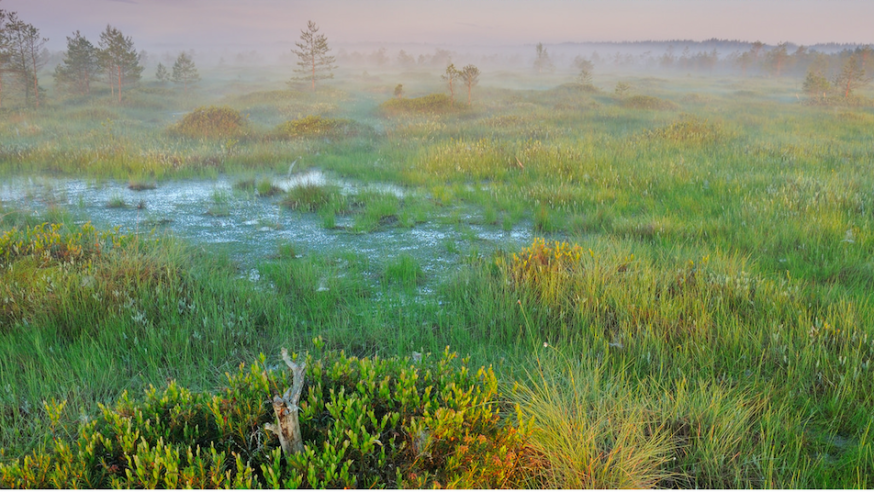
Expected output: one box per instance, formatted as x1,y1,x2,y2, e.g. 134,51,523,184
5,0,873,51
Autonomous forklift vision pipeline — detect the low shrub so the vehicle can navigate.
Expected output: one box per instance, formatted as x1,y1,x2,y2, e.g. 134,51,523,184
169,106,249,139
0,344,529,489
645,115,727,145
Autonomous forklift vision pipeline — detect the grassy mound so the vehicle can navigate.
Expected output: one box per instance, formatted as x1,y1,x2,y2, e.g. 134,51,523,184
645,115,728,145
0,345,528,489
622,94,679,110
272,115,362,139
380,94,466,115
282,183,345,212
169,106,249,139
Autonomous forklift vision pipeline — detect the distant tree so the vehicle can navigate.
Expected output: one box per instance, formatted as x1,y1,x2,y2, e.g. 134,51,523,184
0,6,11,108
369,47,388,66
659,45,675,69
393,83,404,98
765,42,790,77
614,81,631,97
396,49,415,67
289,20,337,91
155,62,169,84
459,64,479,105
533,42,553,74
834,55,869,99
442,63,459,104
573,55,594,84
4,14,47,108
98,25,143,103
171,51,200,95
802,68,830,102
53,31,98,96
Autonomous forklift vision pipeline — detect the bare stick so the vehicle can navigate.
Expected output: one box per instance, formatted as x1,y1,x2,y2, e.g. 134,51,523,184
265,348,306,454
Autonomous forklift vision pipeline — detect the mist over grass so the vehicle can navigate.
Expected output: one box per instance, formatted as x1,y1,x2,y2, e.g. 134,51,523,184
1,55,874,488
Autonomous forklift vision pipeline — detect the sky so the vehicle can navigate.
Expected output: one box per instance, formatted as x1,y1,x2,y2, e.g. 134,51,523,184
4,0,874,52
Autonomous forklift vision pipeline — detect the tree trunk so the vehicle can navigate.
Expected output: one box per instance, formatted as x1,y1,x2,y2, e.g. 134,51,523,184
30,48,39,109
467,84,471,105
311,56,316,91
117,65,122,103
264,348,306,455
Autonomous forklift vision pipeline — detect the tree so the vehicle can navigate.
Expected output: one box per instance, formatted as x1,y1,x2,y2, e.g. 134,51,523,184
396,49,415,67
393,83,404,99
0,6,10,109
4,13,47,109
765,42,789,77
573,55,594,84
98,25,142,103
171,51,200,95
459,64,479,105
155,62,169,84
53,30,98,96
442,63,459,104
534,42,553,74
289,20,336,91
802,68,830,102
834,55,869,98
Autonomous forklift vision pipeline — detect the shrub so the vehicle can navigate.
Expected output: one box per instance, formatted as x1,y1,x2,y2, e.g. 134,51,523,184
380,93,465,115
622,95,678,110
0,344,529,489
501,238,584,309
169,106,248,139
272,115,361,139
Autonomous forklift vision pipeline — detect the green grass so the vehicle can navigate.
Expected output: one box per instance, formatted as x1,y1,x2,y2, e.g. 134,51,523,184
1,68,874,487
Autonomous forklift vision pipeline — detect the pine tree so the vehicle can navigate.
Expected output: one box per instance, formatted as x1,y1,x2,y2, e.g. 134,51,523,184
459,64,479,105
834,55,869,99
53,31,98,96
171,51,200,95
442,63,459,104
155,62,169,84
289,21,336,91
3,13,46,108
98,25,142,103
0,6,10,109
534,43,553,74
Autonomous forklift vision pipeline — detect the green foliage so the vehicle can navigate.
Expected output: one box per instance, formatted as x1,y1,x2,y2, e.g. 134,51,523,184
171,52,200,93
53,31,99,96
0,346,529,489
170,106,249,139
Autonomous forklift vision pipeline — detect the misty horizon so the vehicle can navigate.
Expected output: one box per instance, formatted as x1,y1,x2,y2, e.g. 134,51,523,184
5,0,874,56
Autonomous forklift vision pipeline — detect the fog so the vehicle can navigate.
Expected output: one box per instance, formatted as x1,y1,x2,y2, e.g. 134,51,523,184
6,0,874,57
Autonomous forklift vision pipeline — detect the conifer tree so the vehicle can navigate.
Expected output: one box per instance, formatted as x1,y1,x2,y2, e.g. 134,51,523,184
4,13,46,108
155,62,169,84
289,21,337,91
171,51,200,95
98,25,142,103
459,64,479,105
442,63,459,104
53,31,98,96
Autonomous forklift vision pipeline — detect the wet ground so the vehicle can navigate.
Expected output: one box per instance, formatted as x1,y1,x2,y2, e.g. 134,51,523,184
1,171,538,281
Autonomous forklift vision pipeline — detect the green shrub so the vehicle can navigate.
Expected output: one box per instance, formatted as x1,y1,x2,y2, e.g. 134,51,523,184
380,93,465,115
622,95,678,110
0,344,529,489
170,106,249,139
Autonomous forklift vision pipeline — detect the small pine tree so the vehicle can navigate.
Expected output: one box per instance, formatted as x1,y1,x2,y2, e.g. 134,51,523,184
442,63,459,104
171,52,200,95
534,43,554,74
393,83,404,98
834,55,869,99
573,56,594,85
289,21,337,91
459,64,480,105
53,31,98,96
802,68,830,102
98,25,143,103
155,62,169,84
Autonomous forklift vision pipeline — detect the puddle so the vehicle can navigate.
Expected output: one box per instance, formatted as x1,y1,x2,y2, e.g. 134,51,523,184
0,175,539,283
